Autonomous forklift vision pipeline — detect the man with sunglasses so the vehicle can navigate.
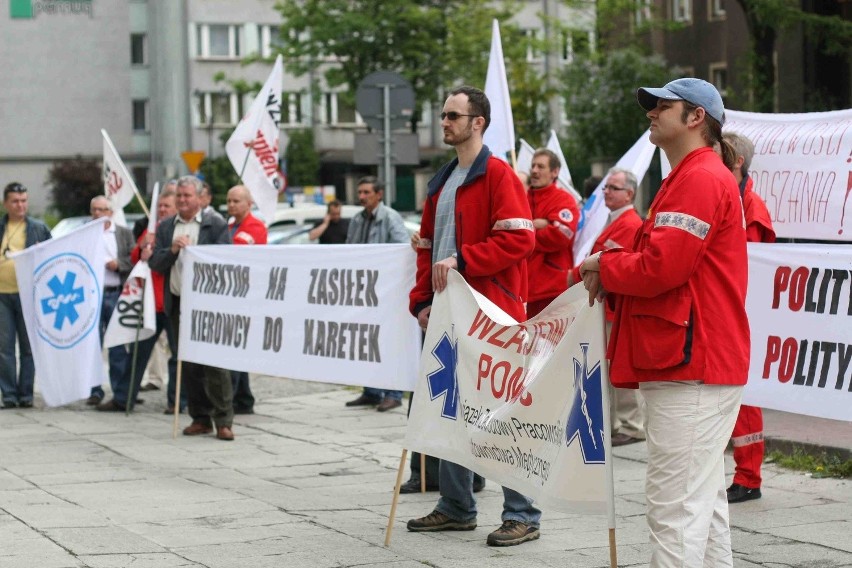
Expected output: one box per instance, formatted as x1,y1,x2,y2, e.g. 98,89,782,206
0,183,51,408
407,86,540,547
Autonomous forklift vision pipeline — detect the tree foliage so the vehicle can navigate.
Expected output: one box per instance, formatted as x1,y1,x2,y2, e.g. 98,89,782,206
47,156,103,217
560,48,681,167
199,156,241,208
284,129,321,186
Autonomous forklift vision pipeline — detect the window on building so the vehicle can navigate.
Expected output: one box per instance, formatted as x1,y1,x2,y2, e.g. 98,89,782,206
710,64,728,96
320,92,362,126
282,91,310,126
523,29,542,62
195,92,238,126
130,33,146,65
132,99,148,132
671,0,692,22
261,25,281,58
195,24,242,59
562,29,593,62
635,0,653,26
131,167,149,193
709,0,725,19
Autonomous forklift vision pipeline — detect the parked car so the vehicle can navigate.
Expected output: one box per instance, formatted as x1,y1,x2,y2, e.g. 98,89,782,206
266,208,420,245
51,213,145,238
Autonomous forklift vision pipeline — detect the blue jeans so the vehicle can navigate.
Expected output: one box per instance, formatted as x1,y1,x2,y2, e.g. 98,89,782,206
436,460,541,526
92,288,129,400
363,387,402,401
113,312,180,409
0,293,34,404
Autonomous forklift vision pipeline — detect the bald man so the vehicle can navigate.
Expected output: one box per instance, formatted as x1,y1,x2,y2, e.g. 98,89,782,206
226,185,267,413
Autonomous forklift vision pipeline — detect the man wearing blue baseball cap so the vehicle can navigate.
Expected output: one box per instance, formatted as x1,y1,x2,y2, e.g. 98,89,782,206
580,78,749,567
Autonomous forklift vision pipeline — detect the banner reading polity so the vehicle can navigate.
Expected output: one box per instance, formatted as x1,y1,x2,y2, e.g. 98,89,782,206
724,109,852,241
406,271,609,515
744,243,852,422
178,244,421,390
12,219,106,406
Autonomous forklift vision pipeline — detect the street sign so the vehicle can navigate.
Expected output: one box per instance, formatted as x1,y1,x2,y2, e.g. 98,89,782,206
181,151,206,174
355,71,415,131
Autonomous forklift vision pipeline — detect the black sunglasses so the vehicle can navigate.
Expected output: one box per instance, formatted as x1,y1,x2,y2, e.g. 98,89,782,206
440,111,478,121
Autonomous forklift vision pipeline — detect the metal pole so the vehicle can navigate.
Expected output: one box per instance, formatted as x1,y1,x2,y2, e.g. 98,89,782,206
382,84,395,206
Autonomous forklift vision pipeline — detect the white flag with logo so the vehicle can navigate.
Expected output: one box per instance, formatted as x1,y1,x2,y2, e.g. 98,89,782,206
11,219,107,406
573,129,657,266
102,129,138,228
483,19,515,162
103,261,156,349
225,54,284,226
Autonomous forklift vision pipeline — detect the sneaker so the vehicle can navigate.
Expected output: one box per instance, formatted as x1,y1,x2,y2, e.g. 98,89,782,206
407,510,476,532
727,483,761,503
486,520,540,546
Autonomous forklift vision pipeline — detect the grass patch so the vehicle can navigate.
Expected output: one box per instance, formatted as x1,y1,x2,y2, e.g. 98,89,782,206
766,449,852,478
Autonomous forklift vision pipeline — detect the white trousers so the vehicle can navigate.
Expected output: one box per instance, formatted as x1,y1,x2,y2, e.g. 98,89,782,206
639,381,743,568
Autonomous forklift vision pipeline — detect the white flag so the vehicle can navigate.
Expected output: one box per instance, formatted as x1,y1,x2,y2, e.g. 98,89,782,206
103,261,156,349
11,219,107,406
572,129,657,266
483,19,515,162
102,129,138,228
516,138,535,175
225,54,284,226
146,182,160,235
546,130,582,203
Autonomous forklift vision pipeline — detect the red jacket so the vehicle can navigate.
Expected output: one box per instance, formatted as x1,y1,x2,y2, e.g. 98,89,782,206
131,229,165,313
527,182,579,302
741,177,776,244
229,212,268,245
410,146,534,322
601,147,749,387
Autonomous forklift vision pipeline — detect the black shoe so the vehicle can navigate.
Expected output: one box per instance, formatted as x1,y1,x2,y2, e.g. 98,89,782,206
234,406,255,415
2,401,17,409
96,399,124,412
727,483,761,503
399,478,439,494
85,395,102,405
345,394,381,407
18,400,33,409
473,478,486,493
140,383,160,392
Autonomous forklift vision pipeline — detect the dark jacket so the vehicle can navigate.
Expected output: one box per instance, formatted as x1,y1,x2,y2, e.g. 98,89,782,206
148,210,231,312
114,224,135,285
0,214,52,250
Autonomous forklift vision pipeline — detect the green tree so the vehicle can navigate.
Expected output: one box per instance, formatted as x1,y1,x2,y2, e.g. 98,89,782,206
284,129,321,186
199,156,241,208
560,48,681,167
47,156,103,217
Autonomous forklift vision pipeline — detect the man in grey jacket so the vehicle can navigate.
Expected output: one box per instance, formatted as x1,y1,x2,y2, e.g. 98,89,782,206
344,176,409,411
0,182,51,408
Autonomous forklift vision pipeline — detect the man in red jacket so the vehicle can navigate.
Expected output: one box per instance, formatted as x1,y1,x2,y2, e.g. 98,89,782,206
526,148,579,317
227,185,267,414
721,132,775,504
407,85,540,547
581,78,749,567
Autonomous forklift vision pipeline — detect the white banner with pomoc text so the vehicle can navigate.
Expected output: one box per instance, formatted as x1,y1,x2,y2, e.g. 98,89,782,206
745,243,852,422
177,244,421,390
406,271,610,515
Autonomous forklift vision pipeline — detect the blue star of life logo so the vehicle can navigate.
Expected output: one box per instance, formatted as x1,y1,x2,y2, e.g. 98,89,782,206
426,331,459,420
40,271,85,330
565,342,606,464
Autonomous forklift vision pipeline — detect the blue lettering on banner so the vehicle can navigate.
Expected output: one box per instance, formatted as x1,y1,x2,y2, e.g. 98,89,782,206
427,331,459,420
565,343,606,464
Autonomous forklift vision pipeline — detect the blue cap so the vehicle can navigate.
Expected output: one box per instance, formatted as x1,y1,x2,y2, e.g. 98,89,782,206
637,78,725,125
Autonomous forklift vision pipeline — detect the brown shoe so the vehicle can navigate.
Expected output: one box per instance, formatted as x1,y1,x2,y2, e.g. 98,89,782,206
611,432,643,447
95,399,123,412
182,422,213,436
486,520,540,546
85,395,102,405
216,426,235,441
407,510,476,532
345,393,381,407
376,398,402,412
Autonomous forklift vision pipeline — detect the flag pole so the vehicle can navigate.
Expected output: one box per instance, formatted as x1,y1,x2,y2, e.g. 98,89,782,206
125,285,145,415
172,361,183,438
599,306,618,568
510,148,518,172
384,448,408,547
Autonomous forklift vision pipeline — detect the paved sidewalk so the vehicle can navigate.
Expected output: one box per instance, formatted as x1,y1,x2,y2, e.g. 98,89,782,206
0,376,849,568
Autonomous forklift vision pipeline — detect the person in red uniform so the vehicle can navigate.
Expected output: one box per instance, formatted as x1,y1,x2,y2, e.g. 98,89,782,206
525,148,579,317
721,132,775,504
581,78,749,567
227,185,267,414
407,86,541,547
570,167,646,446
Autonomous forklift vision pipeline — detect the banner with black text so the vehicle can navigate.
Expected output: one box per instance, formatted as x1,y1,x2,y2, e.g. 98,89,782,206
177,244,420,390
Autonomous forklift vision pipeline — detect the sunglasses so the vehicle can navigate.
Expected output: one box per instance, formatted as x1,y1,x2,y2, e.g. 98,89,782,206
440,111,478,121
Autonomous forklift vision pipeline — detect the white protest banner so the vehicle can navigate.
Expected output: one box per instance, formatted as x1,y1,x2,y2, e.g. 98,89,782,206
744,243,852,422
178,244,421,390
103,261,156,349
225,55,284,226
573,130,656,266
546,130,582,203
102,129,141,227
11,219,106,406
483,19,515,163
406,271,611,514
724,109,852,241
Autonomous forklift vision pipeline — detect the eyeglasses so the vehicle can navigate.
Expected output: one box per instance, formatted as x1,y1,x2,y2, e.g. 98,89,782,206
440,111,478,121
603,184,629,192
